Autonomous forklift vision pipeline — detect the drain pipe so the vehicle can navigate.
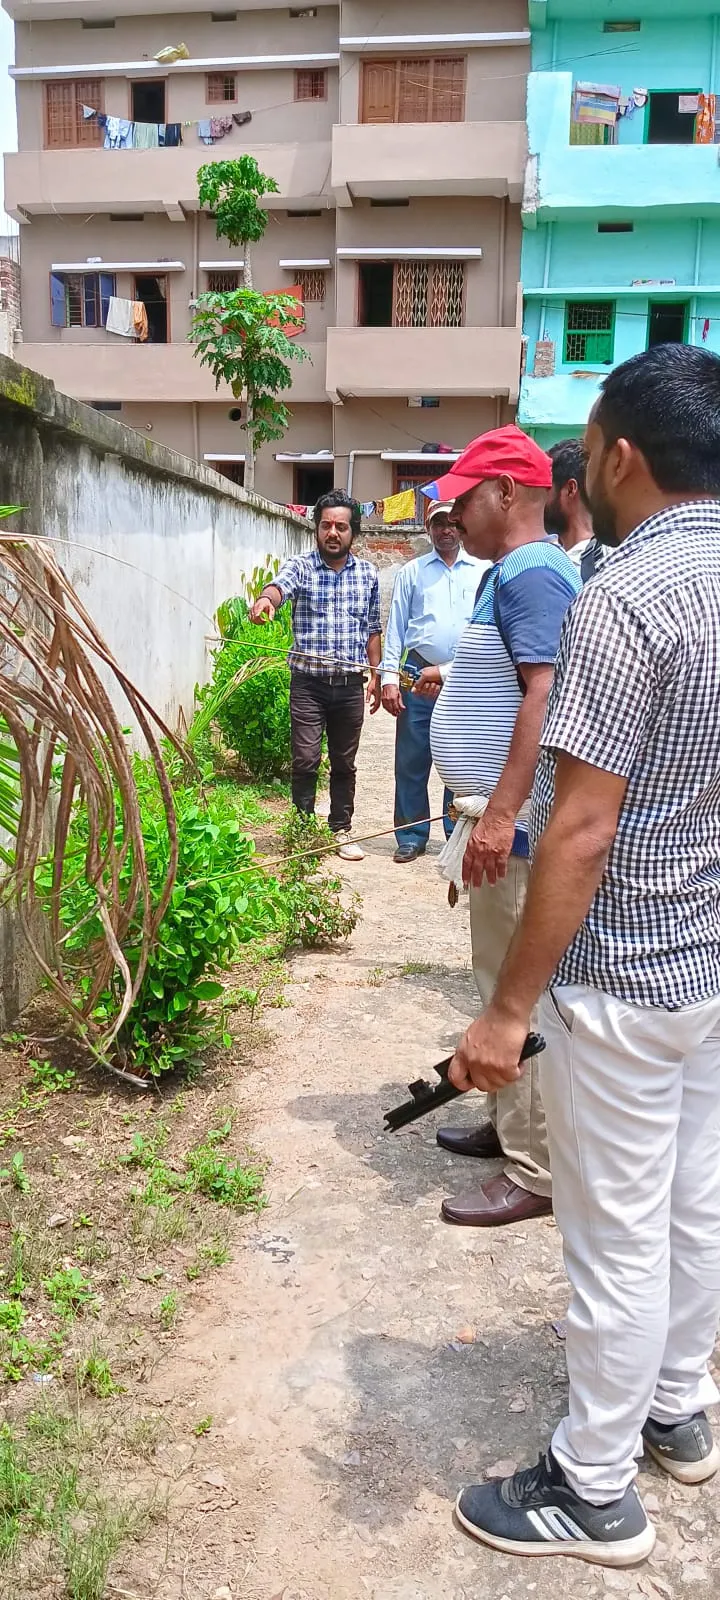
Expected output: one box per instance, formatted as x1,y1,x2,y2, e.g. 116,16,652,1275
347,448,383,499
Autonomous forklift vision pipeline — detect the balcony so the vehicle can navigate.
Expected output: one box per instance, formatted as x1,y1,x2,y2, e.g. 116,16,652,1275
16,341,328,406
331,121,526,206
4,143,332,222
525,72,720,222
326,325,522,403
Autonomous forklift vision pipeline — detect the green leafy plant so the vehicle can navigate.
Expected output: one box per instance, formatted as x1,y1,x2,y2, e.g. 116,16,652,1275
276,810,360,949
158,1291,178,1330
193,1415,213,1437
192,158,309,490
28,1059,76,1094
37,763,281,1078
205,602,293,780
0,1153,29,1194
75,1351,123,1399
42,1268,95,1319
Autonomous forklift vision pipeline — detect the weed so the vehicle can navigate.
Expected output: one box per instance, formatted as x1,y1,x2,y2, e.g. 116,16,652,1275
398,960,447,977
193,1415,213,1436
0,1152,29,1193
276,810,361,949
61,1499,148,1600
75,1351,123,1399
124,1117,265,1215
186,1239,231,1281
367,966,386,987
158,1291,178,1330
27,1058,76,1094
43,1267,96,1319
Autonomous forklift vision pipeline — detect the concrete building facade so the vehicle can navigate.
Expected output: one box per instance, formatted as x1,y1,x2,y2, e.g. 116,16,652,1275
520,1,720,448
2,0,530,513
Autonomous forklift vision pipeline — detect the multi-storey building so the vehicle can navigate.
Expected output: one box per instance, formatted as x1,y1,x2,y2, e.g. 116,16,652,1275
3,0,529,512
520,1,720,449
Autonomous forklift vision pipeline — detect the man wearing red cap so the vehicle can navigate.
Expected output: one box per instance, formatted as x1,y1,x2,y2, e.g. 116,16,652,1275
421,425,580,1227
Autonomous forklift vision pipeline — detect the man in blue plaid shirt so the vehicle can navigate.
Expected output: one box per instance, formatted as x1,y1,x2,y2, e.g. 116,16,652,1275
250,491,381,860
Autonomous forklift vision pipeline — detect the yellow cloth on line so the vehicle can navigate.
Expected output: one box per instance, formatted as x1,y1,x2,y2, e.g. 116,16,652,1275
382,489,416,524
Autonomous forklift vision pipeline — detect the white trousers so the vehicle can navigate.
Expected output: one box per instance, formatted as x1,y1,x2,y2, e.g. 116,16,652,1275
538,982,720,1504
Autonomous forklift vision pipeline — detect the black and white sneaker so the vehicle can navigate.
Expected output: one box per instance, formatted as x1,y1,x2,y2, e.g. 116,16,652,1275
456,1450,656,1567
642,1412,720,1484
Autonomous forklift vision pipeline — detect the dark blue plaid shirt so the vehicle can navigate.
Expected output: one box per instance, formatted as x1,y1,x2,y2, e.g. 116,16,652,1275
275,548,381,676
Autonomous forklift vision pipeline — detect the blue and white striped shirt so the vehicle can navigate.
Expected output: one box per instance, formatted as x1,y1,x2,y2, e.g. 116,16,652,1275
430,541,580,852
274,547,381,677
531,500,720,1009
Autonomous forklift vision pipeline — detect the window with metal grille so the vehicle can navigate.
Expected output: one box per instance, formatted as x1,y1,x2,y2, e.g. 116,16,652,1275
564,301,615,364
50,271,116,328
295,268,325,303
45,79,104,149
295,68,327,101
207,72,237,103
206,270,241,292
361,57,465,124
393,261,465,329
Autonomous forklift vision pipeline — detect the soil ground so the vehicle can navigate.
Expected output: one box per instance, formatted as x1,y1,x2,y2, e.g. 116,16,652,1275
117,711,720,1600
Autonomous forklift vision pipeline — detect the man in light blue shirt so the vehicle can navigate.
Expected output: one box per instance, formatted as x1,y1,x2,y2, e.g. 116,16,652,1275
381,502,488,863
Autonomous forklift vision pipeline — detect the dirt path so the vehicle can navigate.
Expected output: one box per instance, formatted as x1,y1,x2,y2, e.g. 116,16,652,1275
133,713,719,1600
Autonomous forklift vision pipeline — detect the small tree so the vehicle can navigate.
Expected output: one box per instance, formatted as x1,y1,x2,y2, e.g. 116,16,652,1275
193,157,310,491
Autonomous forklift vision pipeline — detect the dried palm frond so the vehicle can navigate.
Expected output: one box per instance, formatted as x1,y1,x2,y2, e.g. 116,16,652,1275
0,531,180,1054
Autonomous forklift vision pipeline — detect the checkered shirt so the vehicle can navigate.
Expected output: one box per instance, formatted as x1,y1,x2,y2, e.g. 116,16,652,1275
530,500,720,1009
274,548,381,676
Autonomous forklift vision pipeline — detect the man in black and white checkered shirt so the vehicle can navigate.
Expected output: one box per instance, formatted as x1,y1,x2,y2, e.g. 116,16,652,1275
445,345,720,1567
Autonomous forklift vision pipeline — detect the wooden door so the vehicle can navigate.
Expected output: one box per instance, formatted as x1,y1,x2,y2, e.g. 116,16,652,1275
361,60,397,124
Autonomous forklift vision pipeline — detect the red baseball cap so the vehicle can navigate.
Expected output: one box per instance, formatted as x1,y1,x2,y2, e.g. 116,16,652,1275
427,425,553,502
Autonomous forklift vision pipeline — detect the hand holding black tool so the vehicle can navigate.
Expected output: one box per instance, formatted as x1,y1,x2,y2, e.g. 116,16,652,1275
383,1032,546,1132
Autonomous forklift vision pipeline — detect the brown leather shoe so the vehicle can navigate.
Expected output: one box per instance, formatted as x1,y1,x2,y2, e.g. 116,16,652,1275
441,1172,553,1228
436,1120,503,1159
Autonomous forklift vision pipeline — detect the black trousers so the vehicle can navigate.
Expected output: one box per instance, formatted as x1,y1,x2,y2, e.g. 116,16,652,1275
290,671,365,833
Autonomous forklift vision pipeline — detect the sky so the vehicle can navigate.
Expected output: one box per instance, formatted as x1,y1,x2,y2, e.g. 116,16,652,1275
0,7,18,232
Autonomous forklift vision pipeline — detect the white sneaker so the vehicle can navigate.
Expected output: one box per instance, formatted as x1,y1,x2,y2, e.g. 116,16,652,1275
334,830,365,862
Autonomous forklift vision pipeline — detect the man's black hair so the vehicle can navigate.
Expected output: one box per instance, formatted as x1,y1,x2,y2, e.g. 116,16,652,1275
548,437,587,494
313,489,362,538
595,344,720,494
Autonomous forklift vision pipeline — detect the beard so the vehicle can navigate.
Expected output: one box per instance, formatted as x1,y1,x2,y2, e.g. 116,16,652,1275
543,498,568,537
588,484,621,548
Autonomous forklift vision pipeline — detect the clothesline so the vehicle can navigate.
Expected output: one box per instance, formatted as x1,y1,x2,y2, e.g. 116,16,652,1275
571,81,720,141
82,104,253,150
285,488,436,524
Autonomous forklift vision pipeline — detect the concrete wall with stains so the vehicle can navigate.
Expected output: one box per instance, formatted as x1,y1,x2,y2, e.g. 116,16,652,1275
0,353,311,733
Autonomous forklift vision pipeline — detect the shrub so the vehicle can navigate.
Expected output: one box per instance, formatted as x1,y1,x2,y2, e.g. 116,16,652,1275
276,810,360,949
209,598,293,780
36,761,282,1078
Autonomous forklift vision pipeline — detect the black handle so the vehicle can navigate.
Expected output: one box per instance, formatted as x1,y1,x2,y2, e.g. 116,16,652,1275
383,1030,546,1133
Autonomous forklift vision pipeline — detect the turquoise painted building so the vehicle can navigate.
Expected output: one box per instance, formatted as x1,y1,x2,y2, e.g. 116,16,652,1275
520,1,720,446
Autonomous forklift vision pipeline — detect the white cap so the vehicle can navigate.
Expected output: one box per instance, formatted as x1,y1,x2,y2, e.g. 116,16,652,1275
426,501,455,524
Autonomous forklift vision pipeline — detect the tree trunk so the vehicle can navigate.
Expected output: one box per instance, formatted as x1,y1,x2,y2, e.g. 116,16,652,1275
245,387,255,492
243,245,254,488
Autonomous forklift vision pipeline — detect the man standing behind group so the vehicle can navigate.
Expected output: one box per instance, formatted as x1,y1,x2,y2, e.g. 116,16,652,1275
420,427,580,1227
250,491,381,862
544,439,594,569
381,502,488,864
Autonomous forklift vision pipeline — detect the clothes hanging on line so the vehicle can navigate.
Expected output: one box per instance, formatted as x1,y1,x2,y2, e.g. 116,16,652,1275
104,116,134,150
695,93,716,144
133,121,160,150
361,502,375,518
106,297,137,337
383,489,417,524
233,111,253,127
161,123,182,146
210,116,233,139
133,301,149,342
572,81,621,127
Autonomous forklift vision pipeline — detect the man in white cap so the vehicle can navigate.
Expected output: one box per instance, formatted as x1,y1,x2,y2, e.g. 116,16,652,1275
381,502,488,863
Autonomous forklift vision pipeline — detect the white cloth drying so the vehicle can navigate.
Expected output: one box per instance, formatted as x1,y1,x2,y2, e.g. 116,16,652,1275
437,793,531,893
105,296,136,338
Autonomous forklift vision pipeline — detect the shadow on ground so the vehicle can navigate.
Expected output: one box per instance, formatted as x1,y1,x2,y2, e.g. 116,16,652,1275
300,1325,568,1531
